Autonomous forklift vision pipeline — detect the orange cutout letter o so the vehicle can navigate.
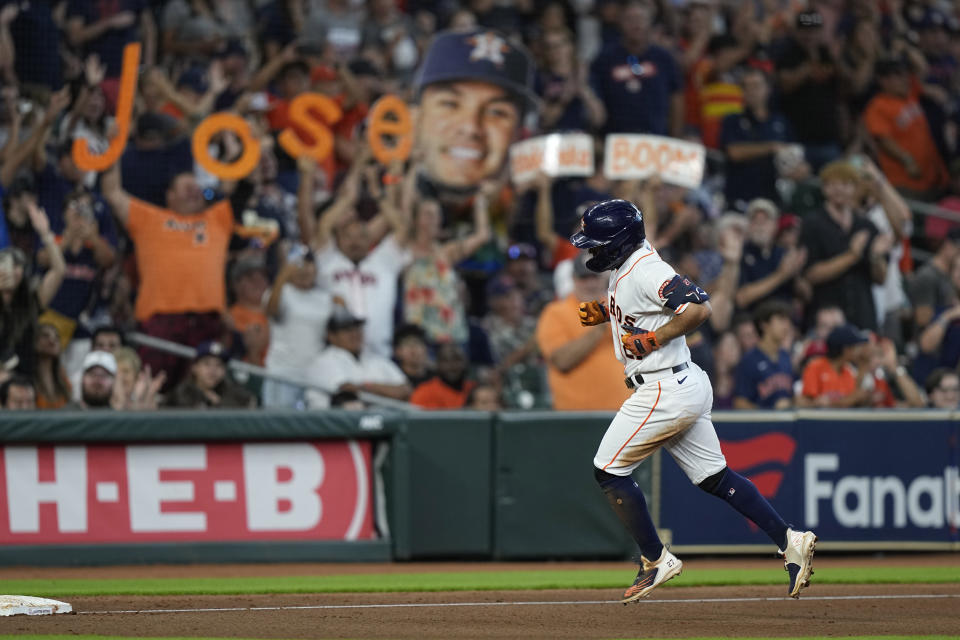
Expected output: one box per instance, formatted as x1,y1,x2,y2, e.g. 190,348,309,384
192,113,261,181
367,95,413,165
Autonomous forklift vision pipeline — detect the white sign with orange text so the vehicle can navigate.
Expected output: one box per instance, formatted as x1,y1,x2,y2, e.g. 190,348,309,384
604,134,705,188
510,133,594,184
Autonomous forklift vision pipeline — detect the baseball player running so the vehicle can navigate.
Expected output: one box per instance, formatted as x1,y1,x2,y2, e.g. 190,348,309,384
571,199,816,602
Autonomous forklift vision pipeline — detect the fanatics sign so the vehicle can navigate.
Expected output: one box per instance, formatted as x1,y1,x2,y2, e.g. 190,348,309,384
0,441,374,544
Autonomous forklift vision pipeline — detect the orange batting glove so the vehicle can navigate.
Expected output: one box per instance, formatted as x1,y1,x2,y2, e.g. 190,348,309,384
578,300,609,326
621,327,660,358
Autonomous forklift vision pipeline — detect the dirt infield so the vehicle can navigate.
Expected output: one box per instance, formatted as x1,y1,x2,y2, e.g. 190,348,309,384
1,556,958,639
3,584,959,639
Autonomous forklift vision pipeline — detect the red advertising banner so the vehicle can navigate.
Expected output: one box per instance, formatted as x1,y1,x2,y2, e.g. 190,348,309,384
0,440,375,545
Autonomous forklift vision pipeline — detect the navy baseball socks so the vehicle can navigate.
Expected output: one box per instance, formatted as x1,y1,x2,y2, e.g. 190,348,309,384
594,468,684,602
699,467,817,597
698,467,789,548
594,467,663,560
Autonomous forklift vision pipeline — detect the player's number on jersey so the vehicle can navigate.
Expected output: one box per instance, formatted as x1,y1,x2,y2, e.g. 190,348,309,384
609,295,643,360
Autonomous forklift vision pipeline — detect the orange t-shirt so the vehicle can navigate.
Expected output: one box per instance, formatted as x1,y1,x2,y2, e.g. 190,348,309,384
229,303,270,366
536,294,632,410
127,198,234,321
410,377,476,409
800,356,856,402
864,83,946,192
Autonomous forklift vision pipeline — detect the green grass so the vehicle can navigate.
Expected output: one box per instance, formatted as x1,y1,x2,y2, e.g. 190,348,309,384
3,565,958,597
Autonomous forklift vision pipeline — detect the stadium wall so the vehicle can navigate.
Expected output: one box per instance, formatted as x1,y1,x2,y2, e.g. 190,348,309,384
0,410,957,565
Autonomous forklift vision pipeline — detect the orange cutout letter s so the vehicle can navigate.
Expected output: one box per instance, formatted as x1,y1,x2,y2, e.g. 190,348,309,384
72,43,140,172
277,93,342,161
192,113,261,180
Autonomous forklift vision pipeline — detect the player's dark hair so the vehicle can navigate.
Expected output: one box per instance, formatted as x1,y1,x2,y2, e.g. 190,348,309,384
753,301,793,334
0,375,34,405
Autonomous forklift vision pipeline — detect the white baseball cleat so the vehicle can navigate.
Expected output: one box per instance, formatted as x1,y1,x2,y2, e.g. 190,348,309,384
783,528,817,598
621,547,683,603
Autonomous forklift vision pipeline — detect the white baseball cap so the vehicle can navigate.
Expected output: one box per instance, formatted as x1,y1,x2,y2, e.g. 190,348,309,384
83,350,117,376
746,198,779,221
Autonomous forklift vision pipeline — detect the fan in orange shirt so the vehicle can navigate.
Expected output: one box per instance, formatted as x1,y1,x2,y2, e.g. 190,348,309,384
536,253,632,410
100,161,249,386
410,343,476,409
228,258,271,366
797,324,873,408
864,57,947,196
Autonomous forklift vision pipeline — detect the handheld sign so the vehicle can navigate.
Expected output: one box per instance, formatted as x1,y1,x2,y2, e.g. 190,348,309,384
510,133,593,184
603,134,705,188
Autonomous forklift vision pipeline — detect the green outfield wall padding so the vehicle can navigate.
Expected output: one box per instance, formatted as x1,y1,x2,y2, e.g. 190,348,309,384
492,412,649,560
390,412,494,559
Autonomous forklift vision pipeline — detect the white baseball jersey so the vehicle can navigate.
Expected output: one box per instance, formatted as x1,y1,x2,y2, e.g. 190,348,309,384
315,235,412,358
594,241,725,482
606,241,693,376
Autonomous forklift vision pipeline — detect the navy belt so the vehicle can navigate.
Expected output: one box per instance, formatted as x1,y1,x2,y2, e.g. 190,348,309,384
625,362,689,389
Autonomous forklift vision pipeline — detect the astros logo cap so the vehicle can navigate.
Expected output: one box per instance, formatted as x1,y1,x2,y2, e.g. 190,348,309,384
413,28,538,113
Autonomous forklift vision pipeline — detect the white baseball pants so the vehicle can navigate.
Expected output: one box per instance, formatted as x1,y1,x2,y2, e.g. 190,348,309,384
593,362,727,484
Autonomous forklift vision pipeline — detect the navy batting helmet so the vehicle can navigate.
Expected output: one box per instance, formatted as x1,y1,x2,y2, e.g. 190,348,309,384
570,199,646,272
413,29,537,113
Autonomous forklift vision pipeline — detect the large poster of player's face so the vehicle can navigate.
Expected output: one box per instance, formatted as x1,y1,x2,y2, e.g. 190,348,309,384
412,29,535,193
416,80,521,188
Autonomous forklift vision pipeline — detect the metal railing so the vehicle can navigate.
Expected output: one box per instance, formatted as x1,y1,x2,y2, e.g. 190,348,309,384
126,331,418,411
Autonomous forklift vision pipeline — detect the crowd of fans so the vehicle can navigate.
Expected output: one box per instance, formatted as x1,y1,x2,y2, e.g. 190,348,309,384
2,0,960,413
